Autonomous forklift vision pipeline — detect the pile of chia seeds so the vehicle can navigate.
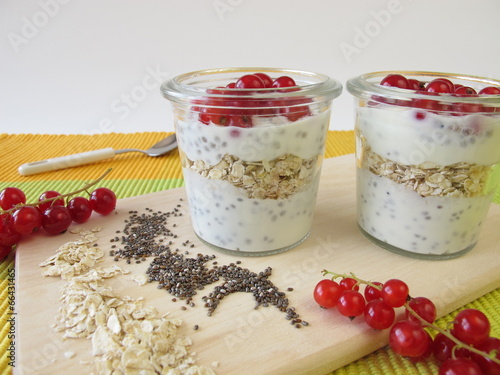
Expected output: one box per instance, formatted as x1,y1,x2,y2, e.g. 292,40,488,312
109,201,307,327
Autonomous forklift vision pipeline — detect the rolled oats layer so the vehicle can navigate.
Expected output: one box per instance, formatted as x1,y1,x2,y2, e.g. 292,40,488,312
360,145,491,198
182,153,319,199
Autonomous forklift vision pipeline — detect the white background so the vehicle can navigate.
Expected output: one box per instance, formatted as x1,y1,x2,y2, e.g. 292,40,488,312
1,0,500,135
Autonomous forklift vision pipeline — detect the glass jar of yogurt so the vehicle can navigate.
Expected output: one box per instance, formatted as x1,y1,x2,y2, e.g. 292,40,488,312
347,71,500,259
161,68,342,255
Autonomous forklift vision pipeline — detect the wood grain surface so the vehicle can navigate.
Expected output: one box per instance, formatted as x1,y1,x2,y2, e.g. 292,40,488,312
15,154,500,375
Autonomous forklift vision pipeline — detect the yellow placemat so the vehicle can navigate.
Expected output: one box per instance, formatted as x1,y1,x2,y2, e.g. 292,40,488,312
0,131,498,375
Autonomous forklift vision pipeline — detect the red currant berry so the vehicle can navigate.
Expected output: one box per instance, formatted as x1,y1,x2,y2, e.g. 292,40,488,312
235,74,265,89
253,73,273,88
12,206,43,235
67,197,92,223
279,105,311,122
226,82,236,89
279,105,310,121
452,101,484,114
380,74,410,89
432,333,471,364
89,188,116,215
42,206,72,234
438,358,483,375
363,299,395,330
339,277,360,291
414,110,427,120
381,279,409,308
389,320,430,358
479,86,500,95
198,112,211,125
0,245,12,260
272,76,297,89
471,337,500,375
337,290,366,318
210,114,230,126
0,214,22,246
229,129,241,138
227,115,253,128
407,330,434,363
0,187,26,210
405,296,437,325
433,332,457,364
206,86,236,96
38,191,65,213
364,281,383,302
408,79,425,91
452,308,490,346
412,97,442,112
313,279,342,308
426,78,454,93
454,86,477,96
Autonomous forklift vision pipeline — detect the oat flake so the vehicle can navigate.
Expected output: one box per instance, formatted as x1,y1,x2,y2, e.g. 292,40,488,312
41,230,216,374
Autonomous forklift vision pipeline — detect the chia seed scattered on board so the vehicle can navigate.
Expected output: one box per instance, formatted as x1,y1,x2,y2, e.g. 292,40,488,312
110,201,307,327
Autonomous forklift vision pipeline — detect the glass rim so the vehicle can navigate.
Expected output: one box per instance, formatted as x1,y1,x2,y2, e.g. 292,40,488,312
161,67,343,104
346,70,500,104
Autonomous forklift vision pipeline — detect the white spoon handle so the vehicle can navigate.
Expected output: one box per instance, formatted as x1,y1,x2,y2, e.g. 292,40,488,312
18,148,116,176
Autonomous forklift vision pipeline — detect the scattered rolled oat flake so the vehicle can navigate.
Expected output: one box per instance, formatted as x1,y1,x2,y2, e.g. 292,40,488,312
54,267,216,374
64,351,76,359
44,228,216,374
131,273,148,286
39,230,104,280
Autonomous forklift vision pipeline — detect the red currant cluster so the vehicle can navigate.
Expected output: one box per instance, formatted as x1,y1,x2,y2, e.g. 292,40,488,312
378,73,500,114
313,271,500,375
0,170,116,260
193,72,311,128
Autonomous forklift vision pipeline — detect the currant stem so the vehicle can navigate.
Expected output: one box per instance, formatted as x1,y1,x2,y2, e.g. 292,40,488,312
321,270,380,289
321,269,500,366
0,168,113,215
405,303,500,365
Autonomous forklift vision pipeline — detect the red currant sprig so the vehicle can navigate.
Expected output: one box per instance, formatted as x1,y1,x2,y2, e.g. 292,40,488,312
314,270,500,373
0,169,116,252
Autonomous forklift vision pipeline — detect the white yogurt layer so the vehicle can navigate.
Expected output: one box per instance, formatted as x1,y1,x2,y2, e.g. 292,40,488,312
175,110,331,253
184,169,320,252
357,168,492,256
356,106,500,166
176,111,330,165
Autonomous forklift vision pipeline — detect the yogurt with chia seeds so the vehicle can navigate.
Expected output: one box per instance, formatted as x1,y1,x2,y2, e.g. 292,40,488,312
176,110,330,254
355,105,500,258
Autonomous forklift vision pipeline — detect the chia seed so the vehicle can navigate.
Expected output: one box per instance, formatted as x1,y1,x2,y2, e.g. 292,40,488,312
110,207,306,328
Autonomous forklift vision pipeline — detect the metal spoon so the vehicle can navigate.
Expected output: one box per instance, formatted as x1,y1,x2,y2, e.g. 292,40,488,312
18,133,178,176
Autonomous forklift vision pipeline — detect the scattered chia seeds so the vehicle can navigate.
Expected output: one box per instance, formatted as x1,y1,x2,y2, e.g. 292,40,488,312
110,203,307,327
111,209,175,260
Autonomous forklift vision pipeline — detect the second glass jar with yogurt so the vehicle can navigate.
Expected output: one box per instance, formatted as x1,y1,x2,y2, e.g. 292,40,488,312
162,68,342,255
347,71,500,259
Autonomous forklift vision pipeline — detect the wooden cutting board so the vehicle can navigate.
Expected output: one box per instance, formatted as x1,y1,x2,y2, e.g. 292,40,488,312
15,154,500,375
